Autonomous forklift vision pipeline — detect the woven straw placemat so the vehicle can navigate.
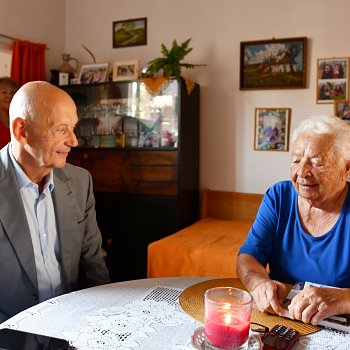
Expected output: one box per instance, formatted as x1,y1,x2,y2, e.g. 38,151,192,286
179,278,320,336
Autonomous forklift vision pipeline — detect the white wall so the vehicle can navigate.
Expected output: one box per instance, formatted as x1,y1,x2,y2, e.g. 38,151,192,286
0,48,12,76
0,0,65,79
2,0,345,194
64,0,343,194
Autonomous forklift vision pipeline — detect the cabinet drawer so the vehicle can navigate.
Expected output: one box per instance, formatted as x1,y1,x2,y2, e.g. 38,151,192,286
68,149,179,195
68,149,127,192
123,151,178,195
132,165,177,181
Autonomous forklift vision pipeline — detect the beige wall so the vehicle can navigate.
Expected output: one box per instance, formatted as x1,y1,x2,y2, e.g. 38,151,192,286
1,0,345,193
0,0,65,76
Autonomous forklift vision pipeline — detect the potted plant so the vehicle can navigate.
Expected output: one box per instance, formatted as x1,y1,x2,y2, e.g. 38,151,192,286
144,38,205,79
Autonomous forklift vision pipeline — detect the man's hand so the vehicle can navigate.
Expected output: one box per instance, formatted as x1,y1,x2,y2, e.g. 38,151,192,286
288,286,350,325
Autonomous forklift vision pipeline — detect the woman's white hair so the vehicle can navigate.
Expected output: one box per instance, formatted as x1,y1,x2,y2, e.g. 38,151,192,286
291,115,350,162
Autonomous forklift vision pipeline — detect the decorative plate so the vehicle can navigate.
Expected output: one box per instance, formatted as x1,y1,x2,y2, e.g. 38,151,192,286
191,327,263,350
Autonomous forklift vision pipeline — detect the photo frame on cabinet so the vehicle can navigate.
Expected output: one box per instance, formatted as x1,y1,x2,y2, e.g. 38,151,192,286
113,17,147,48
254,108,291,151
240,37,307,90
316,57,349,104
112,60,140,81
77,63,110,84
334,100,350,123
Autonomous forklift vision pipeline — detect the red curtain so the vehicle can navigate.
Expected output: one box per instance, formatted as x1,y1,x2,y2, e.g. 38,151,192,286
11,39,47,86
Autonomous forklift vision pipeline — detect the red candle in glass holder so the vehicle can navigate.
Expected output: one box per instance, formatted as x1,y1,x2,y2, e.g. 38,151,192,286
204,288,253,349
205,309,250,348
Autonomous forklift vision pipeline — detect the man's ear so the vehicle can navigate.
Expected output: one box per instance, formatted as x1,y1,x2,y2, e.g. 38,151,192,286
345,160,350,179
11,117,28,144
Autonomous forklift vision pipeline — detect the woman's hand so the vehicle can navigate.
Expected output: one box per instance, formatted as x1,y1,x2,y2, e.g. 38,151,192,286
237,254,287,315
250,279,287,315
288,286,350,325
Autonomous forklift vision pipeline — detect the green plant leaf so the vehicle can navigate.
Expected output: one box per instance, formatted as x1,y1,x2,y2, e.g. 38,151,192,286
146,38,206,78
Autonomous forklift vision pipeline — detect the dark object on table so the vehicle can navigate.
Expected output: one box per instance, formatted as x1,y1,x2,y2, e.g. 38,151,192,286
262,324,299,350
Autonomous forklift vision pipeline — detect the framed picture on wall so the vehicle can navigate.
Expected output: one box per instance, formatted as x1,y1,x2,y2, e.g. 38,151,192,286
112,60,140,81
254,108,291,151
113,17,147,48
334,100,350,122
77,63,110,84
240,37,307,90
316,57,349,104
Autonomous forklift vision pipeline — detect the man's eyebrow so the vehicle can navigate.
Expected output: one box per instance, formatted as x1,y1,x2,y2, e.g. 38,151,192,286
51,123,67,128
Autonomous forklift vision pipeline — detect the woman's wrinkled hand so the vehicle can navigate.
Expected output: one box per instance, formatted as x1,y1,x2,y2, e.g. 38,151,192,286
250,279,287,315
288,286,348,325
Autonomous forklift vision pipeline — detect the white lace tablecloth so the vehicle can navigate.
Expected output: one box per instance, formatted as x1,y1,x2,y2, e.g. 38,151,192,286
1,277,349,349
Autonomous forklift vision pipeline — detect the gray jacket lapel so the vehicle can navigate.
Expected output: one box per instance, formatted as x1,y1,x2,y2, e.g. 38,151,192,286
52,168,77,288
0,145,38,290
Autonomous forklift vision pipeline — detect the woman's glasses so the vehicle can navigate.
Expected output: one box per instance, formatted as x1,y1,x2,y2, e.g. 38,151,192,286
250,322,269,337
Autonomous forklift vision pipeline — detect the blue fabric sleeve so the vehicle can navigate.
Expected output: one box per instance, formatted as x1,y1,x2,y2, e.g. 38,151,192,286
238,181,292,267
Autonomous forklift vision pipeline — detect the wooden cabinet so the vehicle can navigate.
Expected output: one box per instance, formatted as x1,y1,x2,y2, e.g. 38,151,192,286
62,78,199,281
68,149,178,195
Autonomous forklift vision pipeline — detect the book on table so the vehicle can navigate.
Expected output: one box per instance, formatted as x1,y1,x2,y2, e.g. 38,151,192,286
282,281,350,333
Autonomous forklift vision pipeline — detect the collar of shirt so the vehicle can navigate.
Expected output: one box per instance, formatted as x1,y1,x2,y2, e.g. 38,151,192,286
9,145,55,194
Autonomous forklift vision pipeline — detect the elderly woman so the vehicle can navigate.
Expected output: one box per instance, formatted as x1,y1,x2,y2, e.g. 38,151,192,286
0,77,19,149
237,115,350,326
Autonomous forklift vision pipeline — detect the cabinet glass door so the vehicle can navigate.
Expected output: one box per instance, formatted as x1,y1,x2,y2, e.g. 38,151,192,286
63,80,179,149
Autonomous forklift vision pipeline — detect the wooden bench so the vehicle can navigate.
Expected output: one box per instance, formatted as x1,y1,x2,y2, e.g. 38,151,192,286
147,189,263,278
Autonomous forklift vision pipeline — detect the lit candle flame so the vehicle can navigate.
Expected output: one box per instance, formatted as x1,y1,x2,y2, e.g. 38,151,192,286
223,303,232,324
223,303,231,310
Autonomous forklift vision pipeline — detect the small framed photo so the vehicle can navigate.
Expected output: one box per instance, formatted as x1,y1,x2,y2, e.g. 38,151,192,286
240,37,307,90
317,58,349,103
78,63,110,84
113,17,147,48
58,72,69,86
334,101,350,122
254,108,291,151
112,60,140,81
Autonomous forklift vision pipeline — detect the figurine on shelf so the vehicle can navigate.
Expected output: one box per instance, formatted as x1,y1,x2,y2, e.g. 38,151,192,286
58,53,79,79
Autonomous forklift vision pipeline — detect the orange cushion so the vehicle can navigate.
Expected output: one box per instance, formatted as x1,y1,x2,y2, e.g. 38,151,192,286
147,218,251,278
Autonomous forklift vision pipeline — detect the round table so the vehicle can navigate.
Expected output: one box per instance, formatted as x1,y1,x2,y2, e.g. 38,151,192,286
0,277,348,349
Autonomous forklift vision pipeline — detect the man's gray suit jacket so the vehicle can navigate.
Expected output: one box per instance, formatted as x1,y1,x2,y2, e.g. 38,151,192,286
0,145,110,322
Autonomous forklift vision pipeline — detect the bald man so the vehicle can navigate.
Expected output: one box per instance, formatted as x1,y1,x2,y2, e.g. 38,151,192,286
0,81,110,322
